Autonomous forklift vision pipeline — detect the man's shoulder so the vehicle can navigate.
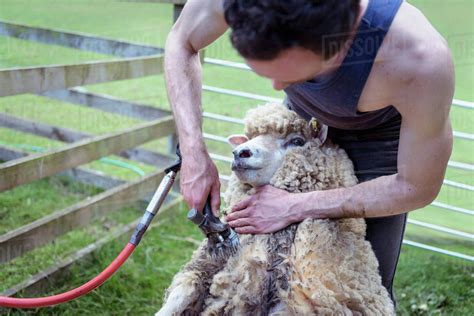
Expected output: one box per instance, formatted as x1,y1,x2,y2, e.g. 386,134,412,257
377,2,452,99
359,2,452,111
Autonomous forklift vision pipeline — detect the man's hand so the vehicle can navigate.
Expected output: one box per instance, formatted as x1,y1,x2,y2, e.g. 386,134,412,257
225,185,298,234
164,0,227,216
180,147,221,216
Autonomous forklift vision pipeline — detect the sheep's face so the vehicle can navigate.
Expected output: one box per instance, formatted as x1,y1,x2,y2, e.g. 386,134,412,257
228,132,313,187
228,103,328,187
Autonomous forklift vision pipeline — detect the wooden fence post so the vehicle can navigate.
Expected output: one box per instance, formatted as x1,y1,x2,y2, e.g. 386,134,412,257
173,3,184,22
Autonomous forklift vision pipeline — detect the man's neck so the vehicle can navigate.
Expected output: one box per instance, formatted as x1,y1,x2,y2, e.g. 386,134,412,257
320,0,369,74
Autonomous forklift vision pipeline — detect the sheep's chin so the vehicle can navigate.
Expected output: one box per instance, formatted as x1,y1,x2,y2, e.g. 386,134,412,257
233,169,272,187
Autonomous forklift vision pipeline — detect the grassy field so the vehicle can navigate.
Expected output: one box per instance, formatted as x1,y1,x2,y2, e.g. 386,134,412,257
0,0,472,314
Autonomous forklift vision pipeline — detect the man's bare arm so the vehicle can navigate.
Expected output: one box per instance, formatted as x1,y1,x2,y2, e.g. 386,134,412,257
165,0,228,214
295,42,455,220
226,43,455,233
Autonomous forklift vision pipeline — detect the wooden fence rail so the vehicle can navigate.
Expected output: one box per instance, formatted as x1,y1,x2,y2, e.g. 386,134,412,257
0,116,174,192
0,145,126,190
0,55,163,97
42,87,171,121
0,113,173,168
0,21,163,58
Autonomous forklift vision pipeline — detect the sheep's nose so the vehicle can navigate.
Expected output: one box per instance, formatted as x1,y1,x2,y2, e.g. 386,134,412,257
233,147,253,159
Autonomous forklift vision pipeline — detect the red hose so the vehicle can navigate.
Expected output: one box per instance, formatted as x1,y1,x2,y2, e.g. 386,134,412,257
0,167,179,309
0,243,136,308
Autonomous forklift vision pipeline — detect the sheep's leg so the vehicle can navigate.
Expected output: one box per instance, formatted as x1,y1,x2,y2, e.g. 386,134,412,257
156,241,228,315
202,235,271,315
156,278,199,316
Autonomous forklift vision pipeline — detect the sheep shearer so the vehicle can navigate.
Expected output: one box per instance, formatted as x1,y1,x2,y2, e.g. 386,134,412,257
164,0,454,304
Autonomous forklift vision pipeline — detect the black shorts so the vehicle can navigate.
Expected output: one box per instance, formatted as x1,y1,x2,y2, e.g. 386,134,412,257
328,113,407,305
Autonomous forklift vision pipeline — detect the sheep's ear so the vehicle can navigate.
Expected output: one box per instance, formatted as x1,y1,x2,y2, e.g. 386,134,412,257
317,122,328,145
227,134,249,148
309,119,328,146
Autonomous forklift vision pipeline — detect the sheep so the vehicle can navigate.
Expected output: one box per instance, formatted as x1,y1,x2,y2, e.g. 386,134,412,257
157,103,394,315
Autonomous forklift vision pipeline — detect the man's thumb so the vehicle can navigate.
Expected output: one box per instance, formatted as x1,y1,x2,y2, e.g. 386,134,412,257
210,183,221,217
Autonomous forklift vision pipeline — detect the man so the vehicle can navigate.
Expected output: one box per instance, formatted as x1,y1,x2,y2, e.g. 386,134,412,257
164,0,454,303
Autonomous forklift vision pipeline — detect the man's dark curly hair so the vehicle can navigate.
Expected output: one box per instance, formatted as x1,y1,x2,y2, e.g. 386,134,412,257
223,0,360,60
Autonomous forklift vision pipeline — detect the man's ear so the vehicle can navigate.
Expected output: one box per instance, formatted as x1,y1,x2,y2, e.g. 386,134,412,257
309,118,328,146
227,134,249,148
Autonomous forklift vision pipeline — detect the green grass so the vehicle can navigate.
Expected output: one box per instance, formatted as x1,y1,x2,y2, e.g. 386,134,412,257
394,247,474,315
0,0,472,315
0,176,103,235
1,204,472,316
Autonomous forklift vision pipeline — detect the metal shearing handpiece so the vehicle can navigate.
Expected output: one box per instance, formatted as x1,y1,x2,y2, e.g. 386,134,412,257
129,170,178,246
187,198,240,260
129,146,182,246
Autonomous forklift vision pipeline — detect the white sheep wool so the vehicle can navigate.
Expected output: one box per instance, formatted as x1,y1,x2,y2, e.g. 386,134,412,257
157,104,394,316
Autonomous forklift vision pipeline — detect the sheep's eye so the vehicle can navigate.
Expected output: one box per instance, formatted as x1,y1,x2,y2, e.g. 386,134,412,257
289,137,306,147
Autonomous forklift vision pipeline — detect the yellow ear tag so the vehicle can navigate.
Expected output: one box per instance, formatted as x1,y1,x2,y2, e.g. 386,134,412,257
310,118,319,132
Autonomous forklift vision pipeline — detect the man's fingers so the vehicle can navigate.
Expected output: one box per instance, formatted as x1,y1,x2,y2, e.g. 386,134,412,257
235,226,255,235
231,196,252,212
183,188,208,213
227,218,252,228
225,209,250,222
226,196,253,221
179,155,221,214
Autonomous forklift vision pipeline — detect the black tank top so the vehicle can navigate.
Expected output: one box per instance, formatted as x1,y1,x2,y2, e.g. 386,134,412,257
284,0,403,130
